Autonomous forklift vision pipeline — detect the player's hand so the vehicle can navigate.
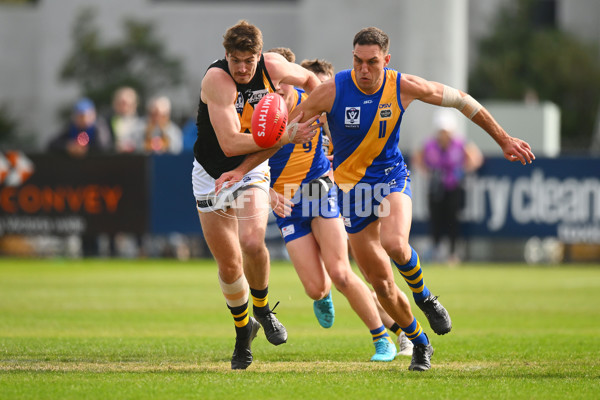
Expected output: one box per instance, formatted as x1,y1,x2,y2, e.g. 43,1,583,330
502,136,535,165
288,112,323,145
215,169,243,195
269,188,293,218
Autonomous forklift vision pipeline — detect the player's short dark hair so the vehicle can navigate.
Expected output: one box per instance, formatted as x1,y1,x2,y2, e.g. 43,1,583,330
267,47,296,63
300,58,334,78
353,27,390,54
223,20,263,55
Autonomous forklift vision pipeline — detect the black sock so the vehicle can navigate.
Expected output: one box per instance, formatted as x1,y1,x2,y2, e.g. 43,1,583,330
389,322,402,336
250,287,269,316
228,302,251,337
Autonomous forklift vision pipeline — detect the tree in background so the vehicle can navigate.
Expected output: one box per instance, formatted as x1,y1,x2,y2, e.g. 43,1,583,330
469,0,600,152
0,104,18,150
0,103,35,151
59,7,183,117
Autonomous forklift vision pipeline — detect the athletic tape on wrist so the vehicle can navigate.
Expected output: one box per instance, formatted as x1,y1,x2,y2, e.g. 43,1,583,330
286,122,298,142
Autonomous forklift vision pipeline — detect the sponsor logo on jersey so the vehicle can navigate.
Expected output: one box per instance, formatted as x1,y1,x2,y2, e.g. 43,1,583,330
363,100,373,104
345,107,360,129
235,89,269,113
247,89,269,105
281,224,295,237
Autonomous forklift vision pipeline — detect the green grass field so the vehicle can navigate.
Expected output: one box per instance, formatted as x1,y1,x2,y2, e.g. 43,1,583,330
0,258,599,399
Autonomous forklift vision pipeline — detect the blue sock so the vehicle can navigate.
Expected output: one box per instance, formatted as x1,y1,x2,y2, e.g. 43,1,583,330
370,325,392,343
393,247,431,302
401,317,429,345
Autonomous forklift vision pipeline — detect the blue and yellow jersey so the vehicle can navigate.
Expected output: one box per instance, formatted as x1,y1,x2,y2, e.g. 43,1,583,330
269,88,330,199
327,68,406,192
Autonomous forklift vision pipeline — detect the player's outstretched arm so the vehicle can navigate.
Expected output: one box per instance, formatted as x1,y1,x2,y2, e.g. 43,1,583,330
215,111,325,193
470,108,534,165
264,52,321,94
279,112,323,146
283,80,336,145
401,74,535,165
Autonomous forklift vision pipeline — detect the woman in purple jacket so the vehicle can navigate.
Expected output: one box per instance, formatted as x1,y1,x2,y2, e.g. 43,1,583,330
413,109,483,265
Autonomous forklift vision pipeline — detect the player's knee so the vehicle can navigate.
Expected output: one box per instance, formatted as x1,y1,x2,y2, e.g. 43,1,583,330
371,277,396,299
329,269,350,291
217,263,243,283
380,237,411,264
305,285,329,301
239,231,267,256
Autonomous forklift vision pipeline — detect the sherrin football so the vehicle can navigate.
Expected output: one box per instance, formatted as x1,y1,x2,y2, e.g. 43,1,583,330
251,93,288,148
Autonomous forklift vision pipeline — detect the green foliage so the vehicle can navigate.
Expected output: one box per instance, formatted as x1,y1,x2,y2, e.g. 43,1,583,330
0,103,35,150
469,0,600,151
0,103,18,146
0,104,37,150
59,7,183,116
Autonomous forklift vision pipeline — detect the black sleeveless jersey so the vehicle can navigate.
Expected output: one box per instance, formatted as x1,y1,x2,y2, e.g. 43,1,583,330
193,55,276,179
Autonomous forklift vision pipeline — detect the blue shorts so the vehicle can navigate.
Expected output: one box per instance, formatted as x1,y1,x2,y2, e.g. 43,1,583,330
337,164,412,234
275,181,340,243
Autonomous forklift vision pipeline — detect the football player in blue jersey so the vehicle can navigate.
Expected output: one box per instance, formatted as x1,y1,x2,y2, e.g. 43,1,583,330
301,57,413,357
264,47,397,362
283,27,534,371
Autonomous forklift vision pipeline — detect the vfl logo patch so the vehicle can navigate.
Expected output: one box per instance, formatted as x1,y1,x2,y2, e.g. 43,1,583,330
281,225,295,237
235,93,244,113
345,107,360,129
342,216,351,227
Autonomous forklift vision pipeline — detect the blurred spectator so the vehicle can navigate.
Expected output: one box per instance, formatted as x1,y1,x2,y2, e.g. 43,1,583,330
138,96,183,154
412,109,484,265
48,98,113,158
181,107,198,152
107,87,143,153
